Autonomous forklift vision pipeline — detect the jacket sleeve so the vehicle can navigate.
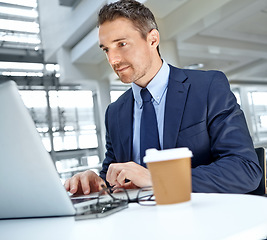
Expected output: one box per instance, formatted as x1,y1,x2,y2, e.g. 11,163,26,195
191,71,262,193
99,105,115,183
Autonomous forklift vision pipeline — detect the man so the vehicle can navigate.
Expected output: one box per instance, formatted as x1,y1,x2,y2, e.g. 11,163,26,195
65,0,262,195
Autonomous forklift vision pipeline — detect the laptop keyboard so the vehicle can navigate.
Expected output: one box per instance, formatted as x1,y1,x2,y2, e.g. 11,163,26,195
71,196,98,204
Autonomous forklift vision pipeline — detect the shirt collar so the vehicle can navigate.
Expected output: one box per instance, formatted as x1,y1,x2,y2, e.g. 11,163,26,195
132,59,170,108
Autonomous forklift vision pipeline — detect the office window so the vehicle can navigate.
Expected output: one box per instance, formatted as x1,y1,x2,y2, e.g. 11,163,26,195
247,91,267,143
19,89,98,151
49,90,97,151
110,90,126,102
231,88,241,106
19,90,51,151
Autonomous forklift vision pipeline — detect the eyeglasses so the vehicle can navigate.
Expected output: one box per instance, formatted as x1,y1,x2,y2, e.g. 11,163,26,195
75,185,155,220
97,185,156,206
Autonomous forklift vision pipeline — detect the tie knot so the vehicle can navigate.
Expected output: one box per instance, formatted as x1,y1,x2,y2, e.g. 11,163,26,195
140,88,152,102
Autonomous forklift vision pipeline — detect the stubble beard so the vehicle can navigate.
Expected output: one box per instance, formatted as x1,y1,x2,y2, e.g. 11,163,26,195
113,63,148,86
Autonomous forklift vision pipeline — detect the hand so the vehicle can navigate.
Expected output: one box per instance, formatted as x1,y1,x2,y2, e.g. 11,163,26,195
64,170,106,195
106,162,152,189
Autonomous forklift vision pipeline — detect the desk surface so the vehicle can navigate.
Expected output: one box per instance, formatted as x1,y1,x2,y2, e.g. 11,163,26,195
1,193,267,240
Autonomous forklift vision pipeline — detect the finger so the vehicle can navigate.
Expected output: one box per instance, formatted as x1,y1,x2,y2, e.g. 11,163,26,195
112,186,124,193
97,178,107,191
112,181,137,192
80,173,91,195
69,176,80,194
106,164,120,186
121,181,138,189
106,164,114,185
64,179,70,191
116,169,127,186
89,175,105,193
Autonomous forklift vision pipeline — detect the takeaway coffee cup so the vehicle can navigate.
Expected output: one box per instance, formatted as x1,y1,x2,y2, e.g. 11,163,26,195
143,147,192,205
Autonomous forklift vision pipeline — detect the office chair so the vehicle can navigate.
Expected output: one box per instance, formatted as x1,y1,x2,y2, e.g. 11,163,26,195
248,147,266,195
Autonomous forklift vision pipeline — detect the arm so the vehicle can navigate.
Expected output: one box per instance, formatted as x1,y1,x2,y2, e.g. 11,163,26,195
100,100,152,189
191,71,262,193
99,105,117,183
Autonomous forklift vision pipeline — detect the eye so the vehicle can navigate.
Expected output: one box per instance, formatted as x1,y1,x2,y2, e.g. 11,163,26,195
102,48,108,53
119,42,127,47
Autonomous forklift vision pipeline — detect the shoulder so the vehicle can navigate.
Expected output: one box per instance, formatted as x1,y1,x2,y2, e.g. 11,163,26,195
168,64,229,86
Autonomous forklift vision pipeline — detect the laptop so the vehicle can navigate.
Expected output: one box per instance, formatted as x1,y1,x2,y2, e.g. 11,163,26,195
0,81,131,220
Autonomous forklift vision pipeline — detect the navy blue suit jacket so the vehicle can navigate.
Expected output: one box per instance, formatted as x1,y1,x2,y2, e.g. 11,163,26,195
100,65,262,193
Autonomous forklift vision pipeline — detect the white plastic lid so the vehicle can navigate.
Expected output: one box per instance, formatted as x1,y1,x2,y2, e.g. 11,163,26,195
143,147,193,163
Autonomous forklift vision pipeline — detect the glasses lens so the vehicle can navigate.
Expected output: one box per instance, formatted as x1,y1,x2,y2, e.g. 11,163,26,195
88,189,128,217
111,187,130,201
98,187,129,203
137,186,156,206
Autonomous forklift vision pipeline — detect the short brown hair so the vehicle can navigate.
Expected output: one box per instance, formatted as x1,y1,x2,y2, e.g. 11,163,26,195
98,0,160,55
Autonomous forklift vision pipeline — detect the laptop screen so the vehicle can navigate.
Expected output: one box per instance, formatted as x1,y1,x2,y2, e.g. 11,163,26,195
0,81,76,219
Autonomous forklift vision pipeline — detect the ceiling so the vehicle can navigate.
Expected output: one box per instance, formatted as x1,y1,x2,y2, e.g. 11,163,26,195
38,0,267,86
147,0,267,84
1,0,266,86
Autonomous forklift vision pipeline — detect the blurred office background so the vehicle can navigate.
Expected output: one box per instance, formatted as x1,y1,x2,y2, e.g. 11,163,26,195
0,0,266,181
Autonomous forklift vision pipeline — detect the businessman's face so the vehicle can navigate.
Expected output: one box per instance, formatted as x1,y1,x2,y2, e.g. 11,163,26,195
99,17,160,87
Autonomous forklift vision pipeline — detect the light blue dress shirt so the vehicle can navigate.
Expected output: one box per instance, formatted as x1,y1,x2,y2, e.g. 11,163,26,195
131,60,170,164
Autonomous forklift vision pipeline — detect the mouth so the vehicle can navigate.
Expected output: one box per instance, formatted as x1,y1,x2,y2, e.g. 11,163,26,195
115,66,130,73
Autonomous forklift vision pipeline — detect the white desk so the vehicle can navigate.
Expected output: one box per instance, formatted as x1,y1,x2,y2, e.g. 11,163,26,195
1,193,267,240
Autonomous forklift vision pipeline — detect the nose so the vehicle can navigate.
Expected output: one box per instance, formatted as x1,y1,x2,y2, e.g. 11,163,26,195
107,50,121,65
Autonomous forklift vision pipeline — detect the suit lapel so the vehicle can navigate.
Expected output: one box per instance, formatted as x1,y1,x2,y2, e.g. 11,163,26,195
118,90,134,161
163,65,190,149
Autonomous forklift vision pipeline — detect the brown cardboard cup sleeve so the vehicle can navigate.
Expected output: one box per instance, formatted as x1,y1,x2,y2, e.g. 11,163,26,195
144,148,192,205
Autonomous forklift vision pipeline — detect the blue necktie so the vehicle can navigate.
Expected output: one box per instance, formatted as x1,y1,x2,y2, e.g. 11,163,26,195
140,88,160,166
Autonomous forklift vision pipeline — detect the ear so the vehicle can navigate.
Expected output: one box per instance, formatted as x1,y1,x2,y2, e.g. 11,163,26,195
147,29,160,50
